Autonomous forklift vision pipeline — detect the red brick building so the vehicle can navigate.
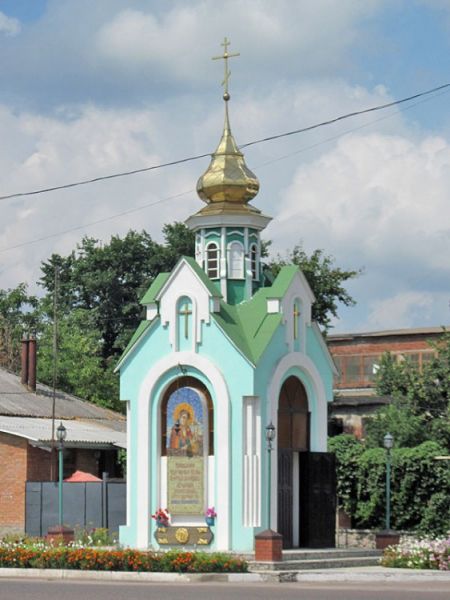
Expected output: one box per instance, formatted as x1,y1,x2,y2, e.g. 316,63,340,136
327,327,446,438
0,364,126,537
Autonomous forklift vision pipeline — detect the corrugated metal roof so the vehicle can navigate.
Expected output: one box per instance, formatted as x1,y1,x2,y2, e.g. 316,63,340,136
0,368,125,422
0,416,126,448
328,326,448,341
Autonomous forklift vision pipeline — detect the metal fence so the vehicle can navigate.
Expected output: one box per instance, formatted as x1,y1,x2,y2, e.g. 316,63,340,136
25,480,126,537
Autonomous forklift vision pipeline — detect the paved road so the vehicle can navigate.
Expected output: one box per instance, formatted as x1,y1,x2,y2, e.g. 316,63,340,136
0,579,449,600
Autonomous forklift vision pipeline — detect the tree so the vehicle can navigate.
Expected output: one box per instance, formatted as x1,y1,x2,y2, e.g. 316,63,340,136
365,331,450,451
266,244,360,330
37,309,120,411
39,224,195,360
329,435,450,535
0,284,38,370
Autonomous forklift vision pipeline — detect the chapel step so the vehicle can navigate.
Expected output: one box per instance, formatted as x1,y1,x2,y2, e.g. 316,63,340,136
279,548,381,561
249,552,382,572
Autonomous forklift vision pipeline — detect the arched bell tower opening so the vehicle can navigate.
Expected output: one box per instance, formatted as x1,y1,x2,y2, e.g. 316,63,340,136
277,375,310,549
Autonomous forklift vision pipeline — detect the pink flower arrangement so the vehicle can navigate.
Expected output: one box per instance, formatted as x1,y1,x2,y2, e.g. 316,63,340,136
205,507,217,518
381,537,450,571
151,508,170,527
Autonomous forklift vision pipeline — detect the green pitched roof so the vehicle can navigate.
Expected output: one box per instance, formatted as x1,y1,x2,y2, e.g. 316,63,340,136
181,256,222,298
140,272,170,305
140,257,222,306
119,264,301,369
210,266,301,364
264,265,298,298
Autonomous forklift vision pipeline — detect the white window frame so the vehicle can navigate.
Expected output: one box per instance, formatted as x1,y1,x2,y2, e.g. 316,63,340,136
250,243,258,281
227,241,244,279
206,242,220,279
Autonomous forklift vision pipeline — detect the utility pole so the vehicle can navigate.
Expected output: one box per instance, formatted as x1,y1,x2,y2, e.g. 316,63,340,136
50,265,59,481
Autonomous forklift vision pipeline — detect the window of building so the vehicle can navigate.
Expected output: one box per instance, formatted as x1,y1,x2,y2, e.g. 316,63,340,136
250,243,258,280
227,241,244,279
363,355,381,382
206,242,219,279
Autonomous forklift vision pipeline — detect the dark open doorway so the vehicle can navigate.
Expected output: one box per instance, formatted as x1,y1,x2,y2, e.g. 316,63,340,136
277,375,336,548
277,376,309,549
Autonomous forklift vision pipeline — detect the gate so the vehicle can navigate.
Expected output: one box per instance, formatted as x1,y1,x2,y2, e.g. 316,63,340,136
25,480,126,537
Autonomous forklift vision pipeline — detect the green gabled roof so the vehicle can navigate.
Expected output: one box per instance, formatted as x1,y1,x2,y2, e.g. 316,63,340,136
264,265,298,298
119,264,302,370
115,320,153,371
140,272,170,305
210,266,301,364
181,256,222,298
140,257,222,306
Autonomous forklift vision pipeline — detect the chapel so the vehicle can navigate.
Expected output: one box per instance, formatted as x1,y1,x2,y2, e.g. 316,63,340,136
117,41,336,552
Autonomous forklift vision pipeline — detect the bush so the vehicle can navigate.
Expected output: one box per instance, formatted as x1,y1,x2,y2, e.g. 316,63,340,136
0,543,248,573
329,435,450,535
381,537,450,570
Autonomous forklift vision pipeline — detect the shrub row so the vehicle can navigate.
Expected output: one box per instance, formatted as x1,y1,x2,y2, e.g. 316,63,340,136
0,546,248,573
329,436,450,535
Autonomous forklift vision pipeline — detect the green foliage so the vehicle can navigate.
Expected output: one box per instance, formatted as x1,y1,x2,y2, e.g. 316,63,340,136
117,449,127,477
329,435,450,535
366,332,450,451
39,225,195,361
266,244,360,329
36,309,120,411
364,403,428,449
0,283,38,370
74,527,117,547
328,435,364,517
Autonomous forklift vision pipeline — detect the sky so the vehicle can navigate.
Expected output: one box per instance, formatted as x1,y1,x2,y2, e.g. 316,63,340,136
0,0,450,333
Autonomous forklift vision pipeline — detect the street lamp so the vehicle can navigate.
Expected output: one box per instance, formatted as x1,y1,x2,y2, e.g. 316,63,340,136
265,422,276,530
383,432,394,531
56,422,67,527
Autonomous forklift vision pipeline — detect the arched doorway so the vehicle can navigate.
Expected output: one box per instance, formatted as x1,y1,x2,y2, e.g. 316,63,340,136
277,375,309,548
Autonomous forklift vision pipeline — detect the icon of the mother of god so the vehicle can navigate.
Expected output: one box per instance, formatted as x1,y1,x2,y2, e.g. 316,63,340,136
169,402,202,457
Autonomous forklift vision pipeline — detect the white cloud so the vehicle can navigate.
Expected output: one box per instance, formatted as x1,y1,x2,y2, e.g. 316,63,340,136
270,128,450,330
0,11,20,37
0,102,199,292
273,131,450,272
366,291,434,330
95,0,384,83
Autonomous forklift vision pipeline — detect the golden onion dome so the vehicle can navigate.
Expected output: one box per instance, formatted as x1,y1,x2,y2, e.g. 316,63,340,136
196,102,260,210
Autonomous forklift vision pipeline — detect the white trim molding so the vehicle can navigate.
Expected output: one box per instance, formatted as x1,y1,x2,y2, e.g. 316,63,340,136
135,352,231,550
266,352,328,529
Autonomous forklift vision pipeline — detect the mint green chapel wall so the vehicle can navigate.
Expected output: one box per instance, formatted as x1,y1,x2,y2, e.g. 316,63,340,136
118,320,171,547
306,326,334,403
119,316,255,551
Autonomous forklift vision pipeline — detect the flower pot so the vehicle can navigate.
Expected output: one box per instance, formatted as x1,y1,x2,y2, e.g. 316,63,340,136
156,519,168,528
205,516,215,527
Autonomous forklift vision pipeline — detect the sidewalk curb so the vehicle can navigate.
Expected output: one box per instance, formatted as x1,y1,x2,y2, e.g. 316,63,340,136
0,567,449,584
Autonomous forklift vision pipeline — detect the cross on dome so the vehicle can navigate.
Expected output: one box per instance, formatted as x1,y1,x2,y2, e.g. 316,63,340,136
212,37,240,101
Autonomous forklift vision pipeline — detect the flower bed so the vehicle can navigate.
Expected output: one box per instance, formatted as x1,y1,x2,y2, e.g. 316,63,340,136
381,537,450,571
0,543,247,573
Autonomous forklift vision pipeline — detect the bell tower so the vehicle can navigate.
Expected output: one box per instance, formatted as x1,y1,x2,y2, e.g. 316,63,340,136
185,38,271,304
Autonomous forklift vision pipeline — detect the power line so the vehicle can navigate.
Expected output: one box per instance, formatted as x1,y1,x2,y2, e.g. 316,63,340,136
0,190,191,253
240,82,450,148
1,84,449,255
0,82,449,202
